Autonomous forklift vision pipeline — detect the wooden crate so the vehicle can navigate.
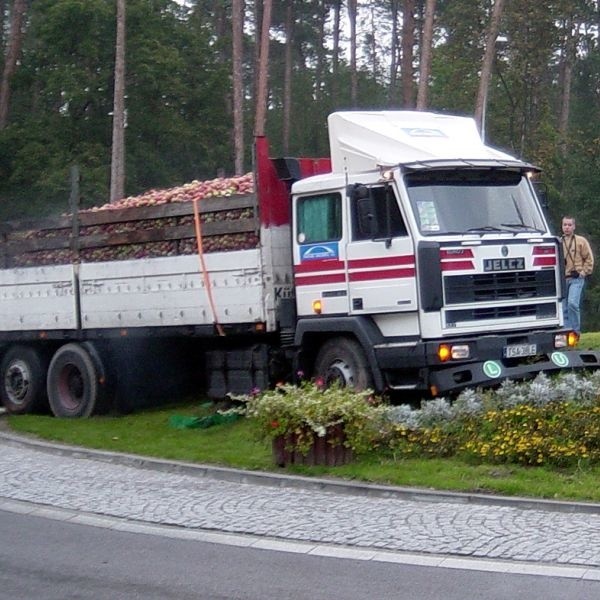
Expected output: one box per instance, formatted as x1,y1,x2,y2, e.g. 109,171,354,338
0,194,260,268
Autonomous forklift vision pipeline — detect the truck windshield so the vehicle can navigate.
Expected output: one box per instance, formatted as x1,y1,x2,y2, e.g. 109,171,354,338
404,169,546,236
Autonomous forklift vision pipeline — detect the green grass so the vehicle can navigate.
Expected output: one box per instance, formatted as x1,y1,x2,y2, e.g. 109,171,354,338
5,332,600,504
7,396,600,504
7,403,272,471
580,331,600,349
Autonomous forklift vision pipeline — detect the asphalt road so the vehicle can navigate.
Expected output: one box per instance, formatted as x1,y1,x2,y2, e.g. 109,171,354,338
2,509,600,600
1,427,600,587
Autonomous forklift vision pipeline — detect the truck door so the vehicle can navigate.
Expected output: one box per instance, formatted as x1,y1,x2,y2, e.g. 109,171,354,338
294,191,349,317
346,184,417,315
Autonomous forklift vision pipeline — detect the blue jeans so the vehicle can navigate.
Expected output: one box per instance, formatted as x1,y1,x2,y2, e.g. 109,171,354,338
563,276,585,334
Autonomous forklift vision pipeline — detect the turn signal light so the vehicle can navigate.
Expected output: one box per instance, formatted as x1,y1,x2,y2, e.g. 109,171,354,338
567,331,579,347
312,299,323,314
437,344,452,362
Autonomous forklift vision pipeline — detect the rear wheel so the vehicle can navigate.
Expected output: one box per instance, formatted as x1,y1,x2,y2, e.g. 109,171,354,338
47,343,107,418
0,346,49,414
314,337,373,390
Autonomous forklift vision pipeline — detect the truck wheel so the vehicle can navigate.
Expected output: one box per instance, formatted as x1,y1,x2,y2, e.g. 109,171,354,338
314,338,373,390
0,346,49,414
47,343,106,418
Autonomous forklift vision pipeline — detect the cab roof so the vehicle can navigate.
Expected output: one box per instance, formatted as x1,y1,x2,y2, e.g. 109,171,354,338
327,111,530,173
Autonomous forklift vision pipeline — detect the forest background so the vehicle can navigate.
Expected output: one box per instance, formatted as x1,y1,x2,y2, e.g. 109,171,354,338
1,0,600,328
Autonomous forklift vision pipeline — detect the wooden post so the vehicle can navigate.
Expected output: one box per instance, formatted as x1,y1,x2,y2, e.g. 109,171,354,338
69,165,82,332
0,225,7,269
69,165,81,262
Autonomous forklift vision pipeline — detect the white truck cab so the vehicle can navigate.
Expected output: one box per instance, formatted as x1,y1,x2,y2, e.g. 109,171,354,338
291,111,594,396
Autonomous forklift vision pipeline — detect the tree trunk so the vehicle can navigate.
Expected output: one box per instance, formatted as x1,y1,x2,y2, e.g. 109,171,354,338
0,0,26,130
331,0,342,106
282,1,293,154
348,0,358,106
401,0,415,108
416,0,436,110
110,0,126,203
252,0,262,112
558,16,575,159
315,0,326,105
0,0,7,54
368,3,377,76
474,0,505,138
254,0,272,137
389,0,400,106
232,0,245,175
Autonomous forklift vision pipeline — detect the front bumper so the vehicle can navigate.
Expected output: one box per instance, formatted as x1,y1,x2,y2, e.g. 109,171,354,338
428,348,600,395
374,329,600,396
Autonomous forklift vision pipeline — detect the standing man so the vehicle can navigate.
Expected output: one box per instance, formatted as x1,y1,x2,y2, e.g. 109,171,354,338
561,215,594,338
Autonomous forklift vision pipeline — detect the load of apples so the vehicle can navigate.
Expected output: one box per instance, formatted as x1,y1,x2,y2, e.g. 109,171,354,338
85,172,254,211
12,173,260,267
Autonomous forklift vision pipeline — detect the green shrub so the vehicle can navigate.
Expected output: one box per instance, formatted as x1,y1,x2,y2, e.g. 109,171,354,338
241,380,387,455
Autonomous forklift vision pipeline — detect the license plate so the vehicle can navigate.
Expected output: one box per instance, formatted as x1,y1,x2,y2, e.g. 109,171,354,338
503,343,537,358
483,257,525,272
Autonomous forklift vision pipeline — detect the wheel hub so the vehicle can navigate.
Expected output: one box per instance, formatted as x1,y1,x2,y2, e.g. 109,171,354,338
5,361,30,404
326,359,354,387
57,364,85,410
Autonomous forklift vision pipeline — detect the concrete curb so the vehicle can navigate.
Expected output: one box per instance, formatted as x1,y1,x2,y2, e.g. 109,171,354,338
2,425,599,516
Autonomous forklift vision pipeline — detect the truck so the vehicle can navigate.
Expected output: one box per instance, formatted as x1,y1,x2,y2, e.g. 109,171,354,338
1,110,599,417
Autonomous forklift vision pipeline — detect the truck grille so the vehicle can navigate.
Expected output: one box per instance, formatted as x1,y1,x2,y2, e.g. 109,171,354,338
446,302,556,325
444,270,556,304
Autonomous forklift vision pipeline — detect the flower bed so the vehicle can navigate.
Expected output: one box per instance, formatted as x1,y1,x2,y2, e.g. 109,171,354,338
240,371,600,469
382,371,600,467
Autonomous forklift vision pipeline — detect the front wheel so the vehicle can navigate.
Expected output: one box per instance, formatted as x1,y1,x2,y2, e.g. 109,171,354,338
47,343,107,418
314,337,373,390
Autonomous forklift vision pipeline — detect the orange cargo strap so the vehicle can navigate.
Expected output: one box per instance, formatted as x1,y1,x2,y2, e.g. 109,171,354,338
193,198,225,336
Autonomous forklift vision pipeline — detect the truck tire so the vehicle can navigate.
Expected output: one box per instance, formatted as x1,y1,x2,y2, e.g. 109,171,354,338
47,343,106,418
314,337,373,390
0,346,49,414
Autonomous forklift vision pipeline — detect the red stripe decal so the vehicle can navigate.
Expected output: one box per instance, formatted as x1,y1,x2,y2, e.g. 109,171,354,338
349,268,415,282
533,256,556,267
532,246,556,255
440,249,474,259
441,260,475,271
295,259,344,273
295,273,346,286
347,255,415,269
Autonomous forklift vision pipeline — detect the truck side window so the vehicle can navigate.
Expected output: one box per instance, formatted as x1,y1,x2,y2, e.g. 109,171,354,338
352,186,407,240
297,193,342,243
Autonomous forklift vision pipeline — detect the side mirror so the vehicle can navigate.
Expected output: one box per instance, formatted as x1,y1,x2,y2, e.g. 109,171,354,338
348,183,370,200
356,197,376,237
350,183,377,238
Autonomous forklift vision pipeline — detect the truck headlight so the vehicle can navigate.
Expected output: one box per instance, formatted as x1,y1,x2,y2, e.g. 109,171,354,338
554,333,568,348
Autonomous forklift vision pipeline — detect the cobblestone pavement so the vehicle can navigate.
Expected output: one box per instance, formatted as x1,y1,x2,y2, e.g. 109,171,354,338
2,433,600,576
